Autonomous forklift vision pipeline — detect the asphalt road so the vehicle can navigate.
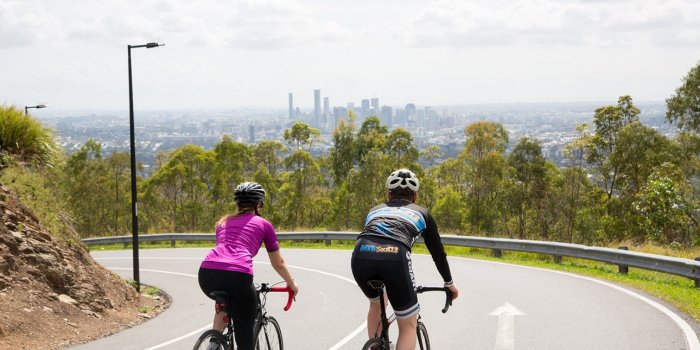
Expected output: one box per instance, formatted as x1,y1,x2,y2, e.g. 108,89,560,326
71,248,700,350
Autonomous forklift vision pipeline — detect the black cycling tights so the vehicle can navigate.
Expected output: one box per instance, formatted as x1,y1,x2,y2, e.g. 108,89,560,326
198,268,256,350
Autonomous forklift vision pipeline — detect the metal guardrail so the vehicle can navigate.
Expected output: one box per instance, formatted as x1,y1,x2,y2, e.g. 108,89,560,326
82,232,700,287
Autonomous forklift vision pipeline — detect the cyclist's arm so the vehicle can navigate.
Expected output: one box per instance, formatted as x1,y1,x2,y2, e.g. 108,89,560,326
267,250,298,295
422,212,453,285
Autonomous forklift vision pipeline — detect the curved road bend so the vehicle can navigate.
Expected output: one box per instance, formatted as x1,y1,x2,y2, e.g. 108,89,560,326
71,248,700,350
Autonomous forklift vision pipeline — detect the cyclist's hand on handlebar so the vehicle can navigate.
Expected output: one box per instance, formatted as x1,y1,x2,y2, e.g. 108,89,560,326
287,281,299,297
447,284,459,300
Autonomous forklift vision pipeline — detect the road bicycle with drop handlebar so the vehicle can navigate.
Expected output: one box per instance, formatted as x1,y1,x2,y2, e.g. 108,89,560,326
362,280,453,350
193,282,295,350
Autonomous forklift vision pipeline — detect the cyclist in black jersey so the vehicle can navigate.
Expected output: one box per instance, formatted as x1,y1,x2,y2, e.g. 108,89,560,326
351,168,459,350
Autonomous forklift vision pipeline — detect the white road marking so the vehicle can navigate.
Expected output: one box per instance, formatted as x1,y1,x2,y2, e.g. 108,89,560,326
328,322,368,350
105,260,366,350
109,267,197,278
489,303,525,350
450,255,700,350
143,324,210,350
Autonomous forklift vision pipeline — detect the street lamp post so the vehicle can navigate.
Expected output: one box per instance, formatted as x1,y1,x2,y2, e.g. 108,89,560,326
128,42,163,292
24,104,46,115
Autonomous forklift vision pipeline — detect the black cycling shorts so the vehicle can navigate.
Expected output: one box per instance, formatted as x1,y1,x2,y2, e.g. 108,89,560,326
351,236,419,319
198,268,256,350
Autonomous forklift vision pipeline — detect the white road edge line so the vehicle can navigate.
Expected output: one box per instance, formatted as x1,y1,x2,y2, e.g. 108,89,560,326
449,255,700,350
106,262,366,350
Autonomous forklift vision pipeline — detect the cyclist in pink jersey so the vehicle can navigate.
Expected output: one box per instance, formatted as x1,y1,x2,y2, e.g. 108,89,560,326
198,182,298,350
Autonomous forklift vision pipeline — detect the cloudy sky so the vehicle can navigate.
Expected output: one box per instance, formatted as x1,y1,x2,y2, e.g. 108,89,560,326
2,0,700,111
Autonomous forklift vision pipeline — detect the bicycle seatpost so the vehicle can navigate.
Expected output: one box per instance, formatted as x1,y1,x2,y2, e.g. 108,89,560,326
367,280,389,338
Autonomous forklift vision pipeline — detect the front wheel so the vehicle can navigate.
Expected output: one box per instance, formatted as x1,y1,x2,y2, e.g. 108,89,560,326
254,316,283,350
193,329,229,350
361,337,389,350
417,322,430,350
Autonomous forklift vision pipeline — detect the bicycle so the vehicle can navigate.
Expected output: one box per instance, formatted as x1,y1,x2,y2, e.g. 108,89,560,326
193,283,295,350
361,280,452,350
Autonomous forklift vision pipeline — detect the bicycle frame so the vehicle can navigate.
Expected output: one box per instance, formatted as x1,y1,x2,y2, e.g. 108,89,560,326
365,281,452,350
211,283,294,349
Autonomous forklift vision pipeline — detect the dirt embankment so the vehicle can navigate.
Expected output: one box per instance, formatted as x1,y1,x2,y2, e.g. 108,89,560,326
0,185,168,349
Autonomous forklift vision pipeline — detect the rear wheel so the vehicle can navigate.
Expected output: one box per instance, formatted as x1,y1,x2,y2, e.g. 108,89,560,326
193,329,229,350
417,322,430,350
254,316,283,350
361,337,388,350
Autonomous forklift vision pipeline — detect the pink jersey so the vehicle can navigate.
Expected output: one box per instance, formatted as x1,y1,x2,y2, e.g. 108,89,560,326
200,213,280,276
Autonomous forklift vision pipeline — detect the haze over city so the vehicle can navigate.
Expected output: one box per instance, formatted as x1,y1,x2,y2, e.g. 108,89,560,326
3,0,700,111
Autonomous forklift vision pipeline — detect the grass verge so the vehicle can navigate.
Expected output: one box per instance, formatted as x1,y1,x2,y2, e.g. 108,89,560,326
89,239,700,323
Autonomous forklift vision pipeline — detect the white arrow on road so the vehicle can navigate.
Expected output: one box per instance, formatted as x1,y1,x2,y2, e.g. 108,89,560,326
489,303,525,350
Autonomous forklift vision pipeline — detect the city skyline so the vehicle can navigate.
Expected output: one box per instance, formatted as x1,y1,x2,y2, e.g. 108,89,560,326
2,0,700,111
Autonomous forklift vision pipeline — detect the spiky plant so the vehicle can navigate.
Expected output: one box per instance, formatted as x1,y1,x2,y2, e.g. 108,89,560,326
0,105,61,169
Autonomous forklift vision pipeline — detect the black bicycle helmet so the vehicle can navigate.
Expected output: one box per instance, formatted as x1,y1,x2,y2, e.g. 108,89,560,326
234,182,266,204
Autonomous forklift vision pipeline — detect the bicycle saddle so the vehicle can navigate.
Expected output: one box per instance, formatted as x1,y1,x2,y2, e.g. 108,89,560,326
209,291,231,303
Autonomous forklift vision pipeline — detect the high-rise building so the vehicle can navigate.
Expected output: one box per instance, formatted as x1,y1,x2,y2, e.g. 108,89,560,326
395,108,406,127
249,124,256,144
405,103,417,129
361,99,370,120
288,93,294,120
314,89,321,128
323,97,329,130
380,106,393,127
333,106,348,125
371,98,379,116
425,107,439,129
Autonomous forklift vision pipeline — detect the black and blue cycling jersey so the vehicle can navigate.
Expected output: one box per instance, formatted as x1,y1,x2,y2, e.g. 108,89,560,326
358,198,453,284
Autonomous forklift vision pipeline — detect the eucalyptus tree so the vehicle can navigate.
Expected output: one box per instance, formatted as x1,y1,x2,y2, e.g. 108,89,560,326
611,121,676,196
634,163,697,245
279,149,326,228
462,121,509,234
106,152,131,235
559,124,598,243
386,128,419,169
328,115,357,185
431,185,467,233
63,140,111,236
666,61,700,133
142,144,214,232
506,137,548,239
586,95,640,203
283,121,321,151
420,145,442,168
211,135,251,215
254,140,286,177
252,140,287,223
355,116,388,166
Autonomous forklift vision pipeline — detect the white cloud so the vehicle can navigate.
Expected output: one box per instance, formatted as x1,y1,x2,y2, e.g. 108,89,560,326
0,0,353,50
403,0,700,47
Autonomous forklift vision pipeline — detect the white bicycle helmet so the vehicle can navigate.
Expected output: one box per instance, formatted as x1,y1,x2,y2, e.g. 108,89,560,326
386,168,420,192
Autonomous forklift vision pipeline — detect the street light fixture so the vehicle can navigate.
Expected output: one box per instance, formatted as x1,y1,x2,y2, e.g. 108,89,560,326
128,42,163,292
24,104,47,115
